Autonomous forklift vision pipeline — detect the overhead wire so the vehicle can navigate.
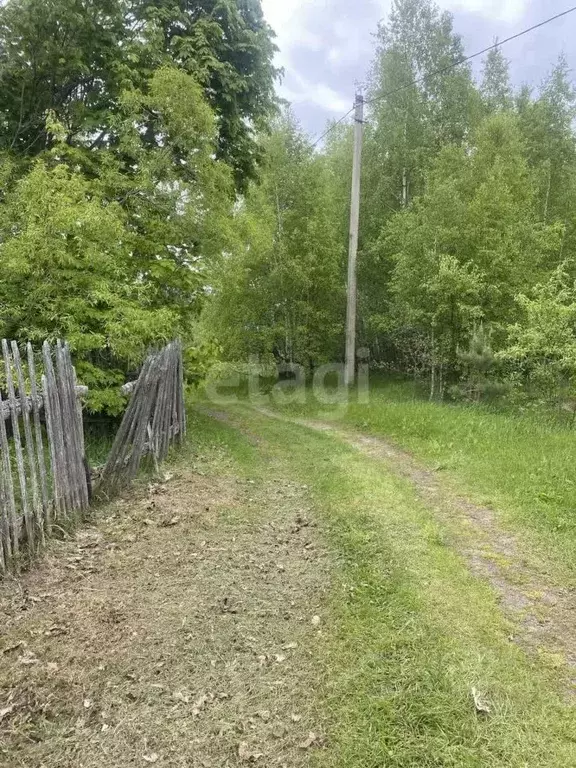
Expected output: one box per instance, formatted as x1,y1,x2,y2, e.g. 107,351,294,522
311,5,576,148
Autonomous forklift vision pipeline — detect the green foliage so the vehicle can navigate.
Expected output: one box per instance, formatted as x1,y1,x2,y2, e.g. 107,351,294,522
454,325,505,402
0,159,177,412
133,0,279,189
481,46,513,113
203,111,346,368
266,0,574,407
503,267,576,401
202,0,576,411
380,113,563,389
0,0,277,412
0,0,278,187
0,0,128,156
4,0,576,413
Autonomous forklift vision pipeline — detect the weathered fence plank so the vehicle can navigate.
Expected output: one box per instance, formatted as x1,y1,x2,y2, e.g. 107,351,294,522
99,342,186,495
3,340,34,553
0,390,18,564
27,343,50,537
12,341,42,549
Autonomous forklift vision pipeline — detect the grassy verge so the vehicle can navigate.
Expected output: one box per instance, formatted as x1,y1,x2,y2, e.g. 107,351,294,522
255,377,576,575
192,405,576,767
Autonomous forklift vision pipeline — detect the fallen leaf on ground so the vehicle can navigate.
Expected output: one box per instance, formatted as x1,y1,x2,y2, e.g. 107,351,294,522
2,642,25,655
238,742,263,762
160,516,180,527
142,753,159,763
173,690,191,704
299,732,318,749
272,723,287,738
192,693,214,716
472,687,491,715
45,624,69,637
0,704,15,722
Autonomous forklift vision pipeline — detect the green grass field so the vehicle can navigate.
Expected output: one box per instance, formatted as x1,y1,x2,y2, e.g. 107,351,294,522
190,405,576,767
257,376,576,576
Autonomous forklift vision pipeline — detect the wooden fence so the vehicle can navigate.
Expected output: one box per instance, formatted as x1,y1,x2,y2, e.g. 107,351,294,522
99,341,186,495
0,339,186,576
0,340,89,574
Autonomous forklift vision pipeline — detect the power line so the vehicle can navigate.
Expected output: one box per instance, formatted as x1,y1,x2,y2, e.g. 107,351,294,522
312,107,356,148
366,5,576,107
311,5,576,148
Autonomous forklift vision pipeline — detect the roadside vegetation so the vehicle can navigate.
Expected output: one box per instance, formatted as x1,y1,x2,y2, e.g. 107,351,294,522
195,407,576,767
255,377,576,574
205,0,576,419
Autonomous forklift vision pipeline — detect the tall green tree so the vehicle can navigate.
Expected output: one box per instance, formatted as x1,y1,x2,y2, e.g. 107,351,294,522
0,0,128,156
204,113,345,368
356,0,481,355
518,57,576,238
0,65,234,411
133,0,279,189
481,45,513,113
0,0,278,186
383,114,564,389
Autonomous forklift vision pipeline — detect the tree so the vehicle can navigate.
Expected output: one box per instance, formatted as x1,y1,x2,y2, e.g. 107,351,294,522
133,0,279,190
518,57,576,244
354,0,481,357
503,267,576,403
456,325,501,402
0,0,128,156
481,45,513,113
382,113,564,393
204,112,345,369
0,160,177,413
0,0,279,187
0,66,235,411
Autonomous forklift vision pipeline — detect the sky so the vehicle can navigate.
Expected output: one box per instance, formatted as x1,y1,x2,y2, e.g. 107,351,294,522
260,0,576,139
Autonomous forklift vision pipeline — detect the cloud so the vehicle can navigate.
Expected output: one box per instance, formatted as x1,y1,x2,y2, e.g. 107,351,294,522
262,0,366,122
280,74,351,115
444,0,529,23
260,0,574,137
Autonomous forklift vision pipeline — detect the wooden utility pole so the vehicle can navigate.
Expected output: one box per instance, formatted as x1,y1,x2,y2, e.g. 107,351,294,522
345,91,364,387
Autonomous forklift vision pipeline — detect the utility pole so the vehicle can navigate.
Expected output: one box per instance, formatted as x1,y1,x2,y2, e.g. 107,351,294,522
345,91,364,387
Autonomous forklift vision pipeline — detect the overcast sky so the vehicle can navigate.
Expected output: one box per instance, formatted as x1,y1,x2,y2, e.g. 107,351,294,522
260,0,576,139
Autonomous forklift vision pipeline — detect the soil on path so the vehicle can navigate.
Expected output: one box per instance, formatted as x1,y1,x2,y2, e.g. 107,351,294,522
0,449,331,767
255,406,576,678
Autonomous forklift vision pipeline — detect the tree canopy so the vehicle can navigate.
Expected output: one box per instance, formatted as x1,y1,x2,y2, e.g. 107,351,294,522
2,0,576,412
204,0,576,407
0,0,278,411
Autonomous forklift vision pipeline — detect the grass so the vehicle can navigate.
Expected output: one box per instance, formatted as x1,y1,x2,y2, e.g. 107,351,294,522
206,404,576,767
7,397,576,765
258,376,576,576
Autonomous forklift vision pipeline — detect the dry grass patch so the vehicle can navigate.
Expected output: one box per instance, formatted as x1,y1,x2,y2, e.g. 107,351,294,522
0,451,331,767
